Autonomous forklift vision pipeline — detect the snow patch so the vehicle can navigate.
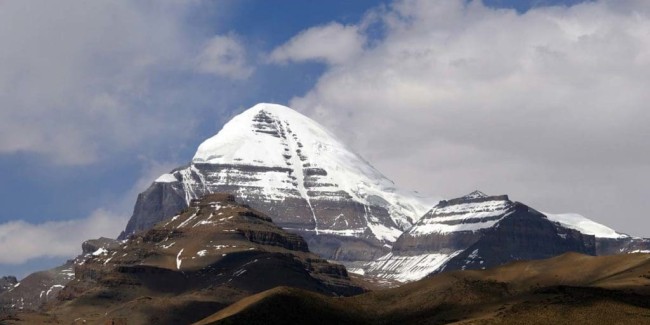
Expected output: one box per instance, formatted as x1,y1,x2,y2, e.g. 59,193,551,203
92,248,107,256
364,251,463,282
347,268,365,276
177,212,198,228
155,173,178,183
46,285,64,296
176,248,184,270
164,215,180,226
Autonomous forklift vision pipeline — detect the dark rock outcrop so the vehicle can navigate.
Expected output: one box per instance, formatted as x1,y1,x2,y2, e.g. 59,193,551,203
436,203,596,272
81,237,120,255
0,277,17,294
362,191,637,283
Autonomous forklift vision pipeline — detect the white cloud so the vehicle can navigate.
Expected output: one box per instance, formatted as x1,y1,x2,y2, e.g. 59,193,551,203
0,0,251,165
289,0,650,235
0,158,179,265
269,22,365,65
0,209,126,264
195,35,254,79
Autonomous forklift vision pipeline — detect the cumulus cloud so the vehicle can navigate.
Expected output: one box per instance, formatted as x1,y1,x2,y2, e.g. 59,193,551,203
287,0,650,235
196,35,254,79
269,22,365,65
0,159,179,265
0,0,252,165
0,209,126,264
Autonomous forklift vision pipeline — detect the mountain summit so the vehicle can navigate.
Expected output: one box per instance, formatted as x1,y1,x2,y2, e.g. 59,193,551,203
462,190,488,199
116,104,650,286
121,103,431,263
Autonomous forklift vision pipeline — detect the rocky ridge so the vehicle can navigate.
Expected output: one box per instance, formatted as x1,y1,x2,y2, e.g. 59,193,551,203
0,236,124,314
4,193,363,324
358,191,650,283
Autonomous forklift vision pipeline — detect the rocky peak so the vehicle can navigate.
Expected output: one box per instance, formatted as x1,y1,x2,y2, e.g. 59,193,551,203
0,276,17,294
435,203,597,273
436,192,510,209
78,193,360,288
361,193,602,283
461,190,488,199
415,192,514,234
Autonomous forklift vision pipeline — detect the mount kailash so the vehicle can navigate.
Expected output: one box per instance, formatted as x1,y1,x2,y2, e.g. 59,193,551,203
3,103,650,313
119,103,650,282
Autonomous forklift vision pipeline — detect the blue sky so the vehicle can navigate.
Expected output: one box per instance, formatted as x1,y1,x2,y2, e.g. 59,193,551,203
4,0,650,278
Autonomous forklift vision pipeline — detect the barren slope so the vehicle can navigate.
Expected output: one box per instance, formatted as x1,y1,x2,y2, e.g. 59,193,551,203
196,252,650,324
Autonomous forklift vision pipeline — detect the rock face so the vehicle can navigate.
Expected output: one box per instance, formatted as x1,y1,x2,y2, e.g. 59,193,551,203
120,103,431,263
360,191,649,283
80,237,120,255
435,203,596,273
0,277,17,294
35,193,363,324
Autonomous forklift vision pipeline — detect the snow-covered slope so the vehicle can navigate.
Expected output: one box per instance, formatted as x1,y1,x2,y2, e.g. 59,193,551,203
190,103,430,231
543,212,628,239
360,251,463,283
122,103,432,262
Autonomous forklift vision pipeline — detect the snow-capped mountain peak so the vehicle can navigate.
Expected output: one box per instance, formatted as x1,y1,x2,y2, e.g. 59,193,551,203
123,103,430,262
121,105,649,286
190,103,429,230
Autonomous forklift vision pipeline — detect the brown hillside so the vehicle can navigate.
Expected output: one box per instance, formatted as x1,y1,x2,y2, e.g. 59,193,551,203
197,252,650,324
2,194,364,325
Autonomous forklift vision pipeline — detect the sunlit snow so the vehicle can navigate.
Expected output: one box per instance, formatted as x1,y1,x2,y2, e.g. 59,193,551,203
544,212,628,239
